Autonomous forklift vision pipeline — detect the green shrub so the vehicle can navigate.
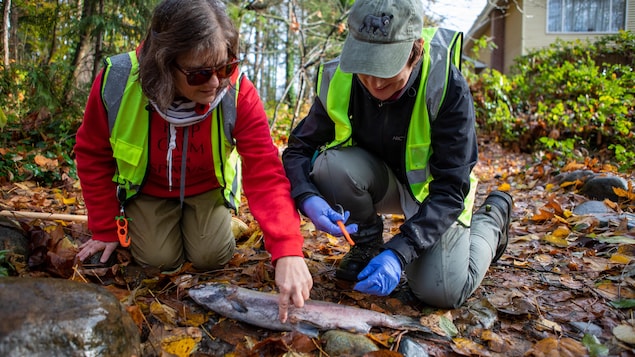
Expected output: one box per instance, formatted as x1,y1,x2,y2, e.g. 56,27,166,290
472,31,635,170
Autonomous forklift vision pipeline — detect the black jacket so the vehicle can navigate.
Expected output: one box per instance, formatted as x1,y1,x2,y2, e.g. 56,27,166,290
282,62,478,266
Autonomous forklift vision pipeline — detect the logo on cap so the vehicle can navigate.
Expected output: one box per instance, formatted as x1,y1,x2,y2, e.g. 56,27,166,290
359,13,394,36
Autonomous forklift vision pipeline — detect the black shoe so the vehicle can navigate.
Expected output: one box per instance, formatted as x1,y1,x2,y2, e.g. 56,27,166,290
479,190,513,263
335,243,382,281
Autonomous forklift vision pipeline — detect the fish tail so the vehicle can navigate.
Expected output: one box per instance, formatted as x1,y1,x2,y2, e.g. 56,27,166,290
394,316,448,340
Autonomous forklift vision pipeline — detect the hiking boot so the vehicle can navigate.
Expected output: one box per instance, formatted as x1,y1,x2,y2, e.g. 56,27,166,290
335,241,383,281
335,215,384,281
476,190,513,263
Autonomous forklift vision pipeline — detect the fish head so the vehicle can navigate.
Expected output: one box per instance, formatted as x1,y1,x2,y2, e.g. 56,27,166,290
188,282,237,304
189,282,250,314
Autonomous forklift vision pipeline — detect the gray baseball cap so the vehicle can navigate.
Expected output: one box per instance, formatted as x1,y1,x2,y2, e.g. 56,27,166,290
339,0,423,78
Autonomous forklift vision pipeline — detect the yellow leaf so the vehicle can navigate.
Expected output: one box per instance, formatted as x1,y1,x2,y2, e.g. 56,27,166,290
452,337,490,356
325,233,340,246
63,196,77,205
183,312,208,327
551,226,571,238
609,253,632,264
613,186,635,201
497,182,511,191
544,234,569,247
162,336,198,357
559,180,578,188
160,329,202,357
150,301,178,326
238,229,263,249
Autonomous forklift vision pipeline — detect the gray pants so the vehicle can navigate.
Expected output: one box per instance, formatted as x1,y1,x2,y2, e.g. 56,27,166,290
311,147,501,308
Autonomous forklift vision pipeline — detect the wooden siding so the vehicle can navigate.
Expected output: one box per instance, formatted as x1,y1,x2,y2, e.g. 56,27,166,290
464,0,634,74
629,0,635,30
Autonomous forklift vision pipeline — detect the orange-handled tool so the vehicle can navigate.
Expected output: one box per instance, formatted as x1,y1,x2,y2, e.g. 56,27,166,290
116,216,131,247
337,220,355,246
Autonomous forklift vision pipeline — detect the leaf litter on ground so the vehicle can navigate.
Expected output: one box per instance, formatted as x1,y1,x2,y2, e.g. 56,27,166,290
2,137,635,356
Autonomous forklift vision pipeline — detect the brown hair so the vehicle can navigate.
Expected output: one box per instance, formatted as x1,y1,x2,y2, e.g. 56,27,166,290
138,0,239,111
407,39,423,67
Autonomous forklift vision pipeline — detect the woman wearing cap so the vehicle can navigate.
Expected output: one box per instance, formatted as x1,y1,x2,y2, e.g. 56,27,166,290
282,0,513,308
75,0,312,322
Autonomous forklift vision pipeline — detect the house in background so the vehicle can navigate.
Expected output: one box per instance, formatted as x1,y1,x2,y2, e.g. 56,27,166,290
464,0,634,74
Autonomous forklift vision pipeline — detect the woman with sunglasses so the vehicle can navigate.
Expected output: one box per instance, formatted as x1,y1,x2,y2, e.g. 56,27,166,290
74,0,312,322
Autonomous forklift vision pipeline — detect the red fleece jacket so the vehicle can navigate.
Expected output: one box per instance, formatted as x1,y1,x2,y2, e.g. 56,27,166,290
74,72,304,262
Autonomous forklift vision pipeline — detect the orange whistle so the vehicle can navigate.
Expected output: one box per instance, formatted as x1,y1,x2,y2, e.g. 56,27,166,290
116,216,131,247
337,220,355,246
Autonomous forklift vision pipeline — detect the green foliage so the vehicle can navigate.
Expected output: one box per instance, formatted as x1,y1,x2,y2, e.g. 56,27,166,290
0,250,14,277
472,68,519,141
0,0,156,187
582,334,609,357
472,31,635,170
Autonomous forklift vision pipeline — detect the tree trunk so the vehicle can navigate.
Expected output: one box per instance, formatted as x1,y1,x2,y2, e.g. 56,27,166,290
64,0,98,103
2,0,10,67
284,0,296,106
45,0,60,66
91,0,104,80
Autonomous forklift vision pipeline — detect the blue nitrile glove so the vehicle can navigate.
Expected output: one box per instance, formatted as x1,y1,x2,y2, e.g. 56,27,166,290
301,195,358,236
354,250,402,296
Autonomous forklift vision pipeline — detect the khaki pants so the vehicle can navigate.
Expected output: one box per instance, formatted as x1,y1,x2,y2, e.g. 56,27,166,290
125,188,235,271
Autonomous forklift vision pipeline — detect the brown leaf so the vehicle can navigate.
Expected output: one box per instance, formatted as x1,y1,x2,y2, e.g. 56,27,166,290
523,337,587,357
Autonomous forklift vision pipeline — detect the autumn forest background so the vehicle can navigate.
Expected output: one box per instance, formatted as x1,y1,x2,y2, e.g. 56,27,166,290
1,0,635,356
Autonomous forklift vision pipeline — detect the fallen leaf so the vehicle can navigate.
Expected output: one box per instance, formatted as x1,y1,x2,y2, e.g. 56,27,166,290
613,324,635,344
523,337,587,357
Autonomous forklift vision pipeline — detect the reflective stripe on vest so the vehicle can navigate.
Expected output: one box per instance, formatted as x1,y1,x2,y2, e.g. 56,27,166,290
101,51,242,210
317,28,476,225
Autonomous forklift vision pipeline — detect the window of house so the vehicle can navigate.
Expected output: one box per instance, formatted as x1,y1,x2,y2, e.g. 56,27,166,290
548,0,626,33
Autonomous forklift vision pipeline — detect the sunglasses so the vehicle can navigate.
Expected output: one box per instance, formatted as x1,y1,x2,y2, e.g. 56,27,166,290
175,59,240,86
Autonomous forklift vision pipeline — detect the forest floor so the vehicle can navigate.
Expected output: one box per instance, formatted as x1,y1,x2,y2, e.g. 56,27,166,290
2,137,635,356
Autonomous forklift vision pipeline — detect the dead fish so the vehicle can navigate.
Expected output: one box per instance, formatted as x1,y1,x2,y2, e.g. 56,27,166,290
188,282,436,338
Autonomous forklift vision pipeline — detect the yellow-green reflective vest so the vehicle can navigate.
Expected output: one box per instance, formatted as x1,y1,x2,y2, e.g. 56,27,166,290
316,28,476,225
101,51,242,211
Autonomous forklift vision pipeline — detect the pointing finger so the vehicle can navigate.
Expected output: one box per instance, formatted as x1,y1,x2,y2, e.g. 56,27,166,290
278,294,290,323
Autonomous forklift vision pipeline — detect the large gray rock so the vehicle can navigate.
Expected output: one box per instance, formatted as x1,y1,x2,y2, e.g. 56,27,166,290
0,217,28,254
0,277,140,357
579,175,628,202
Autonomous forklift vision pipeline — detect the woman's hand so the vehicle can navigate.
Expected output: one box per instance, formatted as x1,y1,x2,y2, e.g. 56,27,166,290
77,239,119,264
274,256,313,323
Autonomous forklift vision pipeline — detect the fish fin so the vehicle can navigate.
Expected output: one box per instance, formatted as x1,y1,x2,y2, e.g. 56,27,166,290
399,317,451,341
229,299,248,313
293,322,320,338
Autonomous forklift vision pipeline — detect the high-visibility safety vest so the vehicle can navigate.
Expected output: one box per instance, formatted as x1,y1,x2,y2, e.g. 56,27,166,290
316,28,477,225
100,51,242,211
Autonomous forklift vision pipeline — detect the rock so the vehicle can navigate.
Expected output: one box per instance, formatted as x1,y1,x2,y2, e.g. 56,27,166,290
0,277,140,357
0,217,29,254
572,200,635,229
0,217,29,276
554,170,595,185
321,330,379,356
572,200,614,215
578,175,628,202
398,336,430,357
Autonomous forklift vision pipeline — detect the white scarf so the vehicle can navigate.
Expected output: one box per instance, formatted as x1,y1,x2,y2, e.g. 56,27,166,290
150,88,227,198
